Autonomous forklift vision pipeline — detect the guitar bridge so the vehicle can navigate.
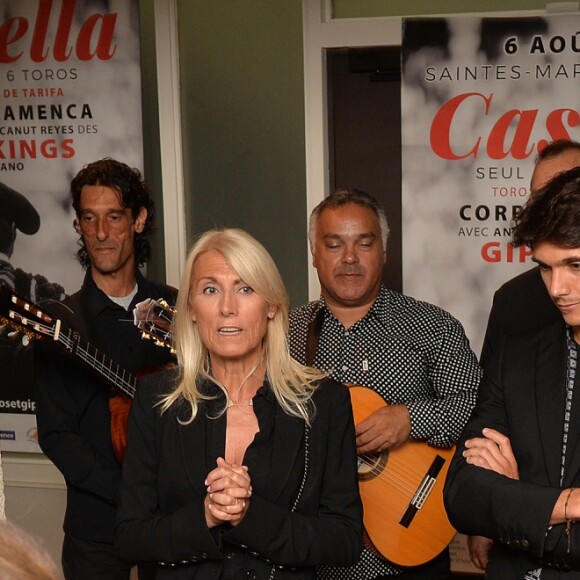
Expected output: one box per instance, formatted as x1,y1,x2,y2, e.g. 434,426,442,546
399,454,445,528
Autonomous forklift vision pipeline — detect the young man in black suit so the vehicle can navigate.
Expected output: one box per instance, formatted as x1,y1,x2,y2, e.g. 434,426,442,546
445,166,580,579
469,140,580,570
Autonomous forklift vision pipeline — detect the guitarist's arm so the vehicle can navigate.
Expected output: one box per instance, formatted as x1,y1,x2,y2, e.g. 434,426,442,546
405,316,481,448
35,346,121,505
356,317,480,453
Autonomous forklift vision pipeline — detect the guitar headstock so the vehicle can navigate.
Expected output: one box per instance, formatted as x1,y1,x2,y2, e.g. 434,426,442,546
133,298,175,352
0,285,59,345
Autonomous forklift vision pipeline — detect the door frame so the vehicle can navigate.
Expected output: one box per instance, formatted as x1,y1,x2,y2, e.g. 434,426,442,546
154,0,187,288
302,0,545,299
302,1,401,299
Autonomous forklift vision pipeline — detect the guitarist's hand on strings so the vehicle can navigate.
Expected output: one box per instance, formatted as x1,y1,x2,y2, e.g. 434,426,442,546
463,427,519,480
204,457,252,528
355,404,411,455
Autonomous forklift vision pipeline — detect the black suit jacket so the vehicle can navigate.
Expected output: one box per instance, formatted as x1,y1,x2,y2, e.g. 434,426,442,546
115,369,363,579
444,321,580,579
480,266,561,367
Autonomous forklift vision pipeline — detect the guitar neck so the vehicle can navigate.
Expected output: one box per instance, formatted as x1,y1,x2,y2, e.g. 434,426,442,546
0,286,137,399
56,325,136,399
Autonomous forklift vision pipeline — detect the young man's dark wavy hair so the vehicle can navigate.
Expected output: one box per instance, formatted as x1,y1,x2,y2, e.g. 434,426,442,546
513,166,580,250
71,158,154,268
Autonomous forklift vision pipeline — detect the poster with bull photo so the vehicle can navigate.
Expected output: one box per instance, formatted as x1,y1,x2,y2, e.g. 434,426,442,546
0,0,143,452
401,13,580,355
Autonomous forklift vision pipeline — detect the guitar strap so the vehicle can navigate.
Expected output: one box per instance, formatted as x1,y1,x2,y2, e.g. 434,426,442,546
305,304,325,367
306,304,392,561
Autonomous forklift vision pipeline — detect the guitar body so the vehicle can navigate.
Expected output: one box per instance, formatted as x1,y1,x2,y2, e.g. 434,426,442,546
108,394,131,464
349,385,456,567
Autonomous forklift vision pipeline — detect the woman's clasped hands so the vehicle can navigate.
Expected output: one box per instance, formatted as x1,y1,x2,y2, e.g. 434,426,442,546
204,456,252,527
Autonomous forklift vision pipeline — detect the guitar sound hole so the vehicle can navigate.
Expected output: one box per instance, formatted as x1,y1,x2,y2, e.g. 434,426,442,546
358,450,388,482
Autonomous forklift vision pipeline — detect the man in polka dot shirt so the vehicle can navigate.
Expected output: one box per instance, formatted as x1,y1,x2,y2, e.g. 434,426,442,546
289,188,481,579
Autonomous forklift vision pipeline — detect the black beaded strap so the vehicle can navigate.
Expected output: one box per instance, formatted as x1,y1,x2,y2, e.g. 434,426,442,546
291,423,310,511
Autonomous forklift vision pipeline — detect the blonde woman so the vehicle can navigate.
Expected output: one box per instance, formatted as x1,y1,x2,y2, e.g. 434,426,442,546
116,228,362,579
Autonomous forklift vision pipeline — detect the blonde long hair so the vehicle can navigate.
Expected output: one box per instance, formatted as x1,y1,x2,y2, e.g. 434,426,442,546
160,228,325,424
0,522,58,580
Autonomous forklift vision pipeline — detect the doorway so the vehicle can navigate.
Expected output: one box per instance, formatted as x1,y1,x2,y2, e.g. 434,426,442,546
326,46,402,291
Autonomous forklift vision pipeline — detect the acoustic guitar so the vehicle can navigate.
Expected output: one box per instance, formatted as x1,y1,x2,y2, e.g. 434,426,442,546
349,385,456,567
132,298,457,566
0,285,135,463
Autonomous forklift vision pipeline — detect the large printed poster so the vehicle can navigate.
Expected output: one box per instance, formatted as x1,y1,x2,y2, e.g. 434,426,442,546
401,14,580,354
0,0,143,451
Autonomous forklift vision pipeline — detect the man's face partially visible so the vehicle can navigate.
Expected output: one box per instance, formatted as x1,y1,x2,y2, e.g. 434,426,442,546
534,241,580,338
531,149,580,191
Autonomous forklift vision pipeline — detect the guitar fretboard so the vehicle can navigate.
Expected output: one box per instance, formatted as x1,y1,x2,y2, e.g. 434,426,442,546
58,326,137,399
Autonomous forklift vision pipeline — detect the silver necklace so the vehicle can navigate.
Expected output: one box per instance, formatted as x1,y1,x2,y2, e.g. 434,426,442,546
226,398,253,408
226,370,256,408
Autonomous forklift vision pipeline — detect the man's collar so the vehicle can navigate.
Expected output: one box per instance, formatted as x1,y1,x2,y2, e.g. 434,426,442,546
83,269,145,316
318,285,388,327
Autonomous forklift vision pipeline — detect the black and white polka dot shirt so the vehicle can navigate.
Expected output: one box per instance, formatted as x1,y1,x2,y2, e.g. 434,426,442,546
289,286,482,578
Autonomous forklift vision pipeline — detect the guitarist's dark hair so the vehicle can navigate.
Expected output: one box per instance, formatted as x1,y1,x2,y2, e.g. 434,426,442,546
70,158,154,269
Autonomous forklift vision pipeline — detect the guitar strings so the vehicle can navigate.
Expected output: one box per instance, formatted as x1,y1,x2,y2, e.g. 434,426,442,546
358,454,426,498
359,463,415,498
77,339,137,397
56,326,136,397
362,452,426,485
359,452,423,483
358,455,416,498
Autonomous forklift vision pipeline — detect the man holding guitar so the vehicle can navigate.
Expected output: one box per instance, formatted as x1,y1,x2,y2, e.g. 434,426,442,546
35,159,176,580
289,189,481,579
